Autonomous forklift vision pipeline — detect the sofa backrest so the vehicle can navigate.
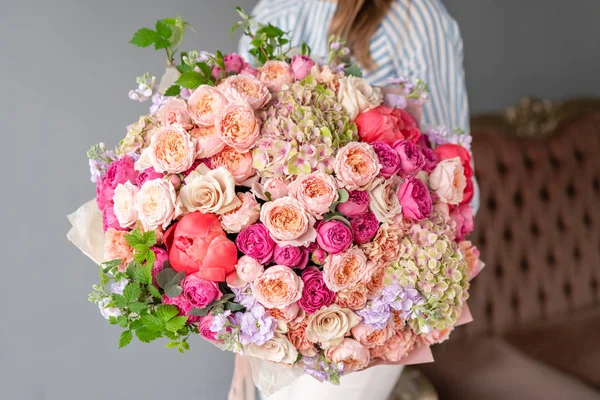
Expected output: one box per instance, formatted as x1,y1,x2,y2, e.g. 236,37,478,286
461,97,600,337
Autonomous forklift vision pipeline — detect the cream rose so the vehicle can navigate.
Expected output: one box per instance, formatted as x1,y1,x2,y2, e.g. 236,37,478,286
368,176,402,223
218,74,271,109
305,304,361,349
337,76,382,120
323,247,374,292
134,178,178,231
429,157,467,205
179,165,241,215
157,98,193,130
324,338,370,372
244,333,298,364
189,125,226,159
112,181,139,228
235,255,264,283
251,265,303,309
259,197,317,247
187,85,228,126
334,142,381,191
289,172,339,218
148,125,195,174
259,60,295,92
215,103,261,152
220,192,260,233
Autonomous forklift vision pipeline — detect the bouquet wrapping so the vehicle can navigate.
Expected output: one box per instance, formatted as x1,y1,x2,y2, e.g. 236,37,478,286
68,10,485,397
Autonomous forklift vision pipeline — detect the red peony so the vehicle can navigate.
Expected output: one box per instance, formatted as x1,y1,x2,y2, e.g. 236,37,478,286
355,106,421,146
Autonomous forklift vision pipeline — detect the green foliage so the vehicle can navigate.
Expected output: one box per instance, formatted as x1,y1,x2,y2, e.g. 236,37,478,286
119,330,133,348
344,63,363,78
164,85,181,97
130,16,191,67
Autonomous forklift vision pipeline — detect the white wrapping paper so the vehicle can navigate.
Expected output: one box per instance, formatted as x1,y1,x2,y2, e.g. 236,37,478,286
66,200,105,265
247,357,303,397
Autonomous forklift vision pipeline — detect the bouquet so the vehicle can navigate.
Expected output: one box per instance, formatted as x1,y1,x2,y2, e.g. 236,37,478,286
68,9,484,396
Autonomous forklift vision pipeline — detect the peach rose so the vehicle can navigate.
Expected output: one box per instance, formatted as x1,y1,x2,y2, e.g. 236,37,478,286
418,327,453,346
220,192,260,233
365,265,386,300
351,322,393,349
324,338,371,372
251,265,304,309
215,103,261,152
218,74,271,109
370,328,418,362
259,60,295,92
259,197,317,247
334,142,381,191
269,303,303,324
305,304,361,349
149,125,196,174
252,177,290,201
189,125,226,158
334,284,368,310
134,178,178,231
179,165,241,215
245,332,298,364
289,172,339,218
459,240,484,280
323,247,374,292
360,223,403,266
337,76,382,120
235,255,264,283
429,157,467,205
288,321,318,357
112,181,139,228
187,85,228,126
157,98,193,130
210,146,256,184
104,228,134,272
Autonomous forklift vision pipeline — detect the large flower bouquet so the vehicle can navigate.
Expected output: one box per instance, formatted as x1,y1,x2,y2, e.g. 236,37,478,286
68,9,484,395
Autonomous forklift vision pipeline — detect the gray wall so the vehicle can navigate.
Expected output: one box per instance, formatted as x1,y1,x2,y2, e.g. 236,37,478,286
1,1,599,400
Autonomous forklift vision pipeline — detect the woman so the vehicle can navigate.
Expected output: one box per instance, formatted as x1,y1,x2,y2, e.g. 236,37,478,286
237,1,477,399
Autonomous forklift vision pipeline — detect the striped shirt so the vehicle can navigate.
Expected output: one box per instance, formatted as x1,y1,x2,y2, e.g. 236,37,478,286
238,0,479,214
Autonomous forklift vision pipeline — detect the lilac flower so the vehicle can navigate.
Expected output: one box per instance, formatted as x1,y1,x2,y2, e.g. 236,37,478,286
382,283,425,320
98,298,121,320
356,298,392,329
237,305,276,346
302,355,344,384
233,285,257,309
87,142,117,182
149,92,167,115
108,279,129,295
388,76,409,86
210,310,232,334
128,73,155,102
197,51,212,63
330,41,341,50
384,93,407,109
425,127,472,151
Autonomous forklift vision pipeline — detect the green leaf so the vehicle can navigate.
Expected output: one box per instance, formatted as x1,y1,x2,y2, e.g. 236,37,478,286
164,283,182,298
156,268,177,288
337,189,349,204
165,316,188,332
156,20,173,39
324,213,351,228
124,228,144,247
142,230,157,247
215,50,226,70
129,302,147,313
345,63,363,78
196,62,213,79
225,302,245,312
175,71,204,89
164,85,181,97
181,341,190,350
148,285,162,299
130,319,144,330
154,38,171,50
130,28,160,48
164,331,178,340
117,315,129,328
135,328,163,343
123,283,141,304
189,307,210,317
119,330,133,348
141,314,165,331
102,259,122,273
135,264,152,285
112,294,128,309
125,262,136,280
165,341,180,349
109,316,119,325
157,305,180,322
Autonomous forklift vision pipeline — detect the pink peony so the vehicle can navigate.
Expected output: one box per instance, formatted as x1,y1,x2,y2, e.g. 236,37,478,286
236,223,276,264
187,85,229,126
215,103,261,152
181,275,221,308
290,55,315,80
430,158,467,205
104,156,138,190
421,147,439,173
451,204,475,241
316,220,353,255
260,197,317,247
337,190,370,218
259,60,295,92
289,172,339,218
240,64,259,77
273,245,309,269
252,265,304,309
136,167,163,187
397,177,433,220
298,267,335,314
151,247,169,288
393,140,425,177
218,74,271,110
355,106,421,146
350,211,380,244
324,338,370,372
157,98,193,130
102,206,123,232
212,53,245,78
235,255,265,283
198,315,221,341
334,142,381,191
372,142,401,178
220,192,261,233
253,178,289,201
96,178,114,211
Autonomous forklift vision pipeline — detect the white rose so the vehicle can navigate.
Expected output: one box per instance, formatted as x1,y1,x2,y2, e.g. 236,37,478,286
368,176,402,223
429,157,466,205
338,76,382,120
305,305,361,349
134,178,178,231
244,333,298,364
113,182,139,228
179,165,241,215
134,147,153,171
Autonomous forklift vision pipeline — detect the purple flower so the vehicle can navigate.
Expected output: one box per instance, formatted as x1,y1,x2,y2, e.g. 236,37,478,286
382,283,425,320
274,245,309,269
388,76,409,86
210,310,232,334
233,285,257,310
383,93,407,110
372,142,401,178
238,305,276,346
150,92,167,115
350,211,379,244
337,190,370,218
236,223,276,264
316,220,353,254
356,298,392,329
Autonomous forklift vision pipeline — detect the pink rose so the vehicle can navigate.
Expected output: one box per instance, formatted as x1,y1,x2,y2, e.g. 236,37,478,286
96,178,114,211
421,147,439,173
418,327,453,347
393,140,425,177
187,85,229,126
368,177,402,223
323,247,373,292
356,106,421,146
324,338,370,372
273,245,309,269
151,247,169,287
337,190,370,218
209,146,255,184
260,178,290,200
459,240,484,279
334,142,381,191
236,223,276,264
157,98,193,130
260,197,317,247
104,228,134,271
181,274,221,308
222,53,245,75
451,204,474,241
235,255,265,283
189,125,226,159
398,177,433,220
316,220,353,254
430,157,467,205
289,172,339,218
290,55,315,80
218,74,271,109
311,248,326,265
372,142,401,178
198,315,220,342
215,103,261,152
134,178,178,231
240,64,259,77
350,211,379,244
102,206,123,232
149,125,196,174
252,265,304,309
351,322,393,349
259,60,295,92
220,192,260,233
104,156,138,190
370,328,417,362
226,270,247,289
298,267,335,314
136,167,163,187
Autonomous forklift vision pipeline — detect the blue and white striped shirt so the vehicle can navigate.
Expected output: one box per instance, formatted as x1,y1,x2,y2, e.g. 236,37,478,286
238,0,479,214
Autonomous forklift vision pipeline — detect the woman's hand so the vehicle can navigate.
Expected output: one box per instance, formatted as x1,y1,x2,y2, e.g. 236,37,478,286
379,86,423,126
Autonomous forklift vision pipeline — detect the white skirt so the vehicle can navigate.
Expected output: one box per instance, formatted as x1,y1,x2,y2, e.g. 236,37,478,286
259,364,404,400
